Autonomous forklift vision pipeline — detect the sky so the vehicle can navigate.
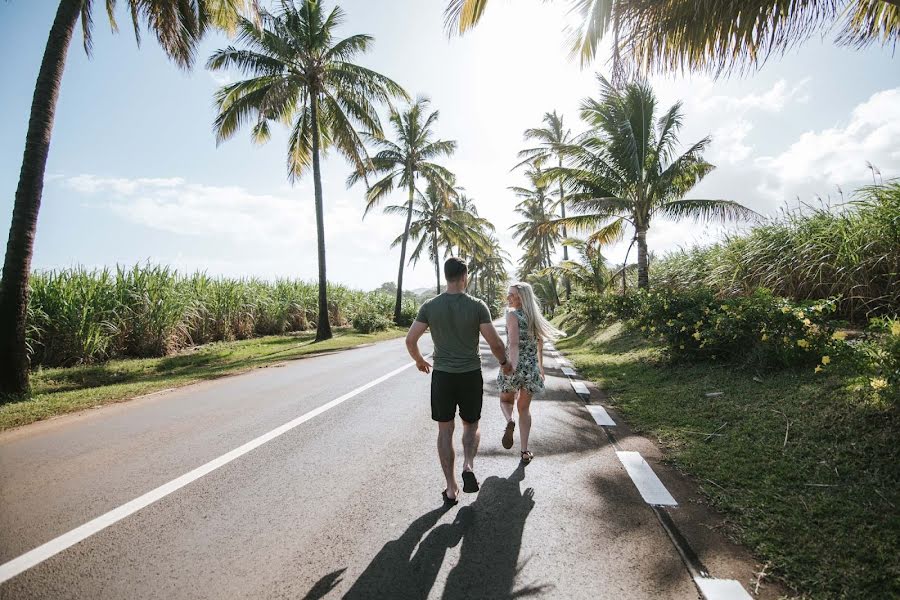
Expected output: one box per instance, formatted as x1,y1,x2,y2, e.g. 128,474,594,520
1,1,898,292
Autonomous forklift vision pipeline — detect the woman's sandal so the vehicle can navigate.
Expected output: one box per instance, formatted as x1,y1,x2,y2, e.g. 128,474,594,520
520,450,534,464
442,489,459,505
502,421,516,449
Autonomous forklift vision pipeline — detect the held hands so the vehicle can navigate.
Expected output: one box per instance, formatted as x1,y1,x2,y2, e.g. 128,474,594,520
502,361,514,376
416,358,432,374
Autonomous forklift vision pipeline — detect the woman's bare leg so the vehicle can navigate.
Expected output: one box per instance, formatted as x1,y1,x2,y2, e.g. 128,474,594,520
517,389,533,452
499,391,516,423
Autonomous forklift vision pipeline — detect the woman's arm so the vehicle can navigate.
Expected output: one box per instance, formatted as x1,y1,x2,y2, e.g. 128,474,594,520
506,310,519,371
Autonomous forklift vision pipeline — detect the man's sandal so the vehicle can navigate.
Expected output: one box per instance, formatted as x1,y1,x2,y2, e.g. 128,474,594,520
442,489,459,505
502,421,516,449
520,450,534,464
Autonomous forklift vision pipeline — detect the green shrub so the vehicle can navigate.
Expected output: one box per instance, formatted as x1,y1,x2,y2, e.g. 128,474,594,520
396,298,419,327
352,310,392,333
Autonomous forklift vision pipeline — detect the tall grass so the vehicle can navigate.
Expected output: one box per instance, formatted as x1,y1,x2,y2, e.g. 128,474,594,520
652,182,900,321
26,265,417,367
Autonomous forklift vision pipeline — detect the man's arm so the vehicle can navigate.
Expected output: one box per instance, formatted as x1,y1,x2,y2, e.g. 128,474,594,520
406,321,432,373
480,322,513,375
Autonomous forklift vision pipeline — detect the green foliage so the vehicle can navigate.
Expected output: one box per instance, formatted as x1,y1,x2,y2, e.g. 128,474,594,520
652,181,900,321
351,310,392,334
26,265,415,367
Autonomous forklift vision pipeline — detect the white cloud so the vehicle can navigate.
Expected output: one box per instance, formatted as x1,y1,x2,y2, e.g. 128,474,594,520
695,78,811,114
756,87,900,200
711,119,754,165
208,70,233,86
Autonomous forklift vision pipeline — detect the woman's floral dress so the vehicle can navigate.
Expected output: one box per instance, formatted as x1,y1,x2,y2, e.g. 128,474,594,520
497,308,544,394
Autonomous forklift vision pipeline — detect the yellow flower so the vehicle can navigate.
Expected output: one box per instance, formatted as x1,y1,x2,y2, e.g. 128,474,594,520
797,339,810,348
677,312,684,318
832,331,847,341
641,326,647,331
783,336,790,344
680,326,687,332
815,365,823,373
679,344,685,350
692,332,702,340
813,305,824,312
667,320,674,326
650,326,657,332
891,321,900,337
803,318,812,327
720,304,729,311
781,306,791,314
761,334,769,341
794,311,805,319
695,321,703,328
821,356,831,365
703,308,710,315
871,378,888,391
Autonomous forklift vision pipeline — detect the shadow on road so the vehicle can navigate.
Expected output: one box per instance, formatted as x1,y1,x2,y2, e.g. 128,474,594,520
335,464,548,600
441,463,550,599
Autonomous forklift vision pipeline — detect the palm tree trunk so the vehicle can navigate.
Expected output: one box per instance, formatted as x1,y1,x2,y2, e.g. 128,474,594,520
393,182,415,324
310,93,332,342
0,0,81,398
622,236,636,293
636,227,650,289
433,226,440,295
558,156,570,300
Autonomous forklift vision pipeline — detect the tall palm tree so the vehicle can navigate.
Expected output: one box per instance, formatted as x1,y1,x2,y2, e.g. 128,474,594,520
386,185,488,295
209,0,407,342
546,76,758,289
444,0,899,75
515,111,574,299
348,98,455,324
0,0,256,397
510,168,562,307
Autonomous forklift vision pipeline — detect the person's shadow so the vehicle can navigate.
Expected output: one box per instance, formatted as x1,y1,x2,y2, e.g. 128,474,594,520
341,504,472,600
442,463,549,599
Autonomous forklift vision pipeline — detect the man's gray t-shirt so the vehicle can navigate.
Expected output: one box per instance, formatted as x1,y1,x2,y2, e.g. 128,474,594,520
416,292,492,373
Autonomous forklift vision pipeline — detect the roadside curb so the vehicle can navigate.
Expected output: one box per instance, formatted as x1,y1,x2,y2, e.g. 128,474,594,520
547,342,754,600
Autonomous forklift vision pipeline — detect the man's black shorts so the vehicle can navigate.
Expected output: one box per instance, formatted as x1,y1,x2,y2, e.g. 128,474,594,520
431,369,483,423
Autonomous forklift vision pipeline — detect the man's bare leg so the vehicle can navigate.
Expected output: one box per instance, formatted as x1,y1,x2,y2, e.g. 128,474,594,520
461,419,480,473
438,420,458,499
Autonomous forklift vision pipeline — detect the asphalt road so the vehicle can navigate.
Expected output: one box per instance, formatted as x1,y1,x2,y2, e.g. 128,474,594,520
0,325,779,599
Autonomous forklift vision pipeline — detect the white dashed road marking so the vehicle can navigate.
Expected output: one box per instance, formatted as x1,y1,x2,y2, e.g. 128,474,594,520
586,404,616,426
616,451,678,506
695,577,754,600
571,381,591,398
561,366,577,377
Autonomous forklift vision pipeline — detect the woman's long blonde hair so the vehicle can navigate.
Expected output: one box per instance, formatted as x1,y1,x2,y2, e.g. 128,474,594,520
509,282,566,343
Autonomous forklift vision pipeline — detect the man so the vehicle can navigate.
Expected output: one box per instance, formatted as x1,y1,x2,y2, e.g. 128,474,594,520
406,257,513,505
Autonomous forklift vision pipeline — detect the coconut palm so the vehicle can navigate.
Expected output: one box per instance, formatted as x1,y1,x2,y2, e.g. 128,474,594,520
348,98,455,324
540,238,624,295
510,168,562,307
467,234,510,298
546,76,758,289
0,0,257,397
209,0,407,342
445,0,899,75
515,111,575,298
386,185,489,295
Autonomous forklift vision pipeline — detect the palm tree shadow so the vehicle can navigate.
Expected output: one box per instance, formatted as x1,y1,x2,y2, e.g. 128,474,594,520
441,464,551,599
343,504,467,600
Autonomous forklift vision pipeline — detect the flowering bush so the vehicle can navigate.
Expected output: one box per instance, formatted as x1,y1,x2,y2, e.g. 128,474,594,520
853,317,900,401
569,288,845,369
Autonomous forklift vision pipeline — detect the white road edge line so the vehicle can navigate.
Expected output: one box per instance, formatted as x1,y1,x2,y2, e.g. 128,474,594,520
586,405,616,427
0,359,419,585
616,451,678,506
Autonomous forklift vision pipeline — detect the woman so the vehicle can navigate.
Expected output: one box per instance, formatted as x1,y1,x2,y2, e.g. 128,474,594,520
497,282,565,464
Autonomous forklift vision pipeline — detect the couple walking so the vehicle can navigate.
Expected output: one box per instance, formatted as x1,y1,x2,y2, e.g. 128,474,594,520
405,257,563,504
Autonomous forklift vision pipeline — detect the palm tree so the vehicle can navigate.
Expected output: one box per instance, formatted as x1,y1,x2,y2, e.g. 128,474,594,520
467,234,510,298
348,98,455,324
386,185,489,295
546,76,758,289
515,111,574,299
209,0,407,342
540,238,623,295
444,0,899,75
510,167,562,307
0,0,256,397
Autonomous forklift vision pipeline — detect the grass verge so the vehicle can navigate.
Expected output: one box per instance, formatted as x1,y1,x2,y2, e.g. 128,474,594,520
556,318,899,599
1,327,405,432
